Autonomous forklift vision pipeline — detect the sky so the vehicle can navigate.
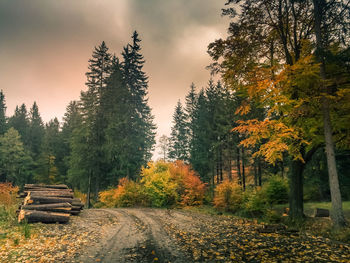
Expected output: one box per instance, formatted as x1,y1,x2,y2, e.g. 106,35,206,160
0,0,229,157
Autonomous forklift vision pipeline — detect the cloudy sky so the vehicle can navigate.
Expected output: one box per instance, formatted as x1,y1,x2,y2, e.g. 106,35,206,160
0,0,229,154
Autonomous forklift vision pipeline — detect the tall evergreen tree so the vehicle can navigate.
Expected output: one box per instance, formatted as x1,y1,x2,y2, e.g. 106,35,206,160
0,128,33,186
121,31,156,176
102,62,135,183
8,104,30,146
0,90,7,135
28,102,44,159
191,89,213,183
35,118,61,184
71,41,113,205
61,101,81,182
184,83,197,159
169,100,188,161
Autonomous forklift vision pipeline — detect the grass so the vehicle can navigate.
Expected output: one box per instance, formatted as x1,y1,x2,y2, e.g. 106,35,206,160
275,201,350,219
304,201,350,218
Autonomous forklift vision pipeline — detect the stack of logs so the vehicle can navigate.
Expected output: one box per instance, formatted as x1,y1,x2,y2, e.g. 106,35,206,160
18,184,84,223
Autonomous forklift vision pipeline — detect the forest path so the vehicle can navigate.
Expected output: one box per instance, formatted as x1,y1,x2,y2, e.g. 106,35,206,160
74,208,189,263
71,208,350,263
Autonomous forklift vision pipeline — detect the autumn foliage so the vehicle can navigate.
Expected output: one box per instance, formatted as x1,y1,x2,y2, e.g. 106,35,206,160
213,181,243,213
0,183,18,209
99,161,206,208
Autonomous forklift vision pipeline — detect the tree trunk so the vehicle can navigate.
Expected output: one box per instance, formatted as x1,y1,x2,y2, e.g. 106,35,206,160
242,147,246,191
254,160,258,186
313,0,345,227
258,159,262,186
24,184,69,190
219,147,223,182
28,191,73,198
289,159,304,221
22,203,72,213
18,210,70,223
236,147,241,185
314,208,330,218
24,196,73,205
87,170,91,208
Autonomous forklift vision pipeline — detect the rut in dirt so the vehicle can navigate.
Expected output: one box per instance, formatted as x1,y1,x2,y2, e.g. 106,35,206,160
75,208,190,263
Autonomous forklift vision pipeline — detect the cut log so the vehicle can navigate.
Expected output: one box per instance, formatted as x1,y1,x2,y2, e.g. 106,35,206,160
18,210,70,223
24,184,69,189
71,206,83,211
24,195,73,205
29,191,73,198
69,210,81,215
22,203,72,213
313,208,330,217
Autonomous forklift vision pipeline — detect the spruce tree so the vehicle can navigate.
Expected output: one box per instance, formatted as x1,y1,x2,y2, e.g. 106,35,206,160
102,62,134,183
184,83,197,159
8,104,30,146
28,102,44,159
169,101,188,161
0,127,33,186
0,90,7,135
121,31,156,177
76,41,113,204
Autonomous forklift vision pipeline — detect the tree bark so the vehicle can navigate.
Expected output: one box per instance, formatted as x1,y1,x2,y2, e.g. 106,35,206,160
22,203,72,213
236,147,241,185
28,191,73,198
312,0,345,227
242,147,246,191
289,159,304,221
258,159,262,187
18,210,70,223
87,170,92,208
24,195,73,205
24,184,69,190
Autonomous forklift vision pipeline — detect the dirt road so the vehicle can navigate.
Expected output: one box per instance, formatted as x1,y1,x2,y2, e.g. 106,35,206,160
75,209,189,263
2,208,349,262
72,208,349,263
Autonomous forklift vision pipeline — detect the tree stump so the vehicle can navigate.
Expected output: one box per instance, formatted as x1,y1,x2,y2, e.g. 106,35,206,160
313,208,329,217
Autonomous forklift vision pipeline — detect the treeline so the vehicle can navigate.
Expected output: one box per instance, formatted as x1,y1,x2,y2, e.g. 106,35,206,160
166,0,350,227
0,31,156,205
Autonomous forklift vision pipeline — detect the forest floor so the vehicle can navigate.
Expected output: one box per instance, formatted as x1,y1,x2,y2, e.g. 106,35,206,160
0,208,349,262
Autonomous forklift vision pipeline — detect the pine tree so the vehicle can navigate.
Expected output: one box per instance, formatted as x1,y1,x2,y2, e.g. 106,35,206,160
28,102,44,159
75,41,113,205
169,101,188,161
184,83,197,159
102,61,135,183
35,118,62,184
121,31,156,177
0,128,33,186
61,101,81,182
8,104,30,146
191,89,213,183
0,90,7,135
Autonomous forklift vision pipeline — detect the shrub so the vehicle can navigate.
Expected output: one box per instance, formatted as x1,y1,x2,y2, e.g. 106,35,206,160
0,183,19,222
241,187,268,217
264,175,289,205
213,181,243,213
99,161,206,208
99,178,149,207
141,163,178,207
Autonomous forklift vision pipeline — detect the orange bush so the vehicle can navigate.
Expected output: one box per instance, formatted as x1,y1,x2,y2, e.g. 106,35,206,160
213,180,243,212
99,177,149,207
99,161,206,208
0,182,19,208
